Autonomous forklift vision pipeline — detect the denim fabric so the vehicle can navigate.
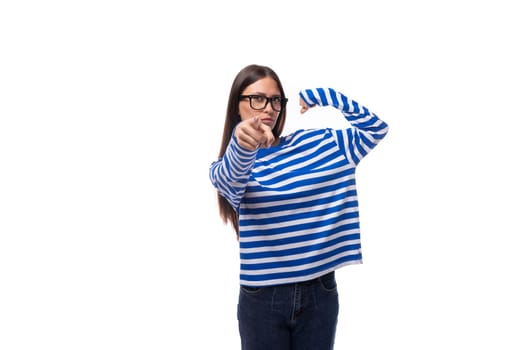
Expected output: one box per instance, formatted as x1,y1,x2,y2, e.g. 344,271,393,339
237,272,339,350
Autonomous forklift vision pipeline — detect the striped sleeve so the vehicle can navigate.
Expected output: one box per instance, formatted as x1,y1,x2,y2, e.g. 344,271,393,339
209,134,259,211
299,87,389,165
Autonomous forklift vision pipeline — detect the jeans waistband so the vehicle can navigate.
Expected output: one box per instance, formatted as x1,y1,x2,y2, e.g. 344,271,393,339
295,271,335,287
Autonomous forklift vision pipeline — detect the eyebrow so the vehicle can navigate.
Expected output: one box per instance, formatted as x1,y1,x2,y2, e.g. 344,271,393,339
243,92,281,97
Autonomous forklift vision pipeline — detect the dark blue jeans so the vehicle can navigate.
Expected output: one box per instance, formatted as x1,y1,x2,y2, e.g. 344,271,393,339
237,272,339,350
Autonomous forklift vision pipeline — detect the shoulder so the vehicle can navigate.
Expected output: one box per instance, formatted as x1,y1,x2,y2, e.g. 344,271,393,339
280,128,335,146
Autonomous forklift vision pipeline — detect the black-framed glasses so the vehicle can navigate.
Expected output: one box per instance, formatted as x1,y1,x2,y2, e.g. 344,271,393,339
239,95,288,112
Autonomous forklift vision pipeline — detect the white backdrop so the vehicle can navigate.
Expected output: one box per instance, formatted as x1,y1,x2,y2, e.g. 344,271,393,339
1,0,524,349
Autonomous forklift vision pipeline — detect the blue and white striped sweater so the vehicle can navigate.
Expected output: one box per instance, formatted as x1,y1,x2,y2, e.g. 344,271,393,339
210,88,388,286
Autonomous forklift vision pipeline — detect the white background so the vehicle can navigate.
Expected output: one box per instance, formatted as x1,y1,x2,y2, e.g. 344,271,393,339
1,0,524,349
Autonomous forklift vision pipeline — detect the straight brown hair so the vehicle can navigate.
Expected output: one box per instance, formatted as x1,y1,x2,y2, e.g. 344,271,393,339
216,64,288,237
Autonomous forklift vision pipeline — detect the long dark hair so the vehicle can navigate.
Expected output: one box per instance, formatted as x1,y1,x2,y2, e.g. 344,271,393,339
216,64,287,237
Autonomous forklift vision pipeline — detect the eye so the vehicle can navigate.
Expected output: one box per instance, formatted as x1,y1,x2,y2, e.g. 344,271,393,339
271,96,282,103
252,95,265,103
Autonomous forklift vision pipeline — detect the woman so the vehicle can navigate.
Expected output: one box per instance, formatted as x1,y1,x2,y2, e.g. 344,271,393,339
209,64,389,349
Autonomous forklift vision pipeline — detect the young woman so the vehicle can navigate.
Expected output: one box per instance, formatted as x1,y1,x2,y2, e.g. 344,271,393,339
209,64,389,349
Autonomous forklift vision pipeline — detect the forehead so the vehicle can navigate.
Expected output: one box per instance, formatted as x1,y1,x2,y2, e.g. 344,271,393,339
242,77,280,94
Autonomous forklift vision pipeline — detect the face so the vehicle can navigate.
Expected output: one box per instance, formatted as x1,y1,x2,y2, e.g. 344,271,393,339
239,77,282,129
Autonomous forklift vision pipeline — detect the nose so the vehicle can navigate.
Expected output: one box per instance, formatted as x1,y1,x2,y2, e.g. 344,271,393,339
263,99,274,113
